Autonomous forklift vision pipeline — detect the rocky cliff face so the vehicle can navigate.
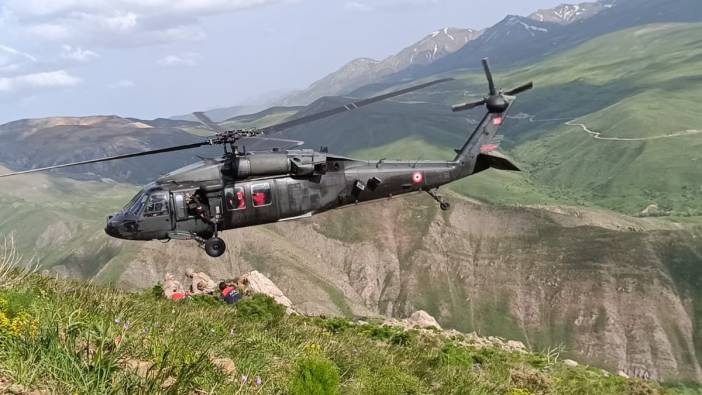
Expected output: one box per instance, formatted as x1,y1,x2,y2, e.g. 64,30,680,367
100,192,702,382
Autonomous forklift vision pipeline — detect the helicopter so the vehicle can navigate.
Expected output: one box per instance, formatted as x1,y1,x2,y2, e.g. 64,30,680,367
0,58,532,257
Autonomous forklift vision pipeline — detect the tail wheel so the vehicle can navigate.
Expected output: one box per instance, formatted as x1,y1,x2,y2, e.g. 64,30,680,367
205,237,226,258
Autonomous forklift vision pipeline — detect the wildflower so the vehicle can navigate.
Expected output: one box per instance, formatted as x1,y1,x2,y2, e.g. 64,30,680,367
123,321,130,330
114,318,121,325
241,375,248,384
255,376,262,386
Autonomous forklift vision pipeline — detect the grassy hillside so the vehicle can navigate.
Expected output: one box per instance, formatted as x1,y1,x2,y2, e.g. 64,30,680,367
0,271,689,394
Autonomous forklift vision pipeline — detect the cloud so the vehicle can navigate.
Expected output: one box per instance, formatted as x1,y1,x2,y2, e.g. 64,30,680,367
1,0,290,48
109,79,135,89
344,1,374,12
0,45,37,73
61,45,99,62
0,70,80,94
158,52,200,67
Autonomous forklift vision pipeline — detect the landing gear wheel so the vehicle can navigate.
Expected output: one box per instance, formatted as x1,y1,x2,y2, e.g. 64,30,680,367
204,237,226,258
440,202,451,211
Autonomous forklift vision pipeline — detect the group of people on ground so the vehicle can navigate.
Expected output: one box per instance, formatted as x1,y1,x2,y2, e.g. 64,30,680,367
162,269,252,305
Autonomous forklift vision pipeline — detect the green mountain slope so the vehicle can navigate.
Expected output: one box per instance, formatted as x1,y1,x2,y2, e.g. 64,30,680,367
498,23,702,215
0,166,137,276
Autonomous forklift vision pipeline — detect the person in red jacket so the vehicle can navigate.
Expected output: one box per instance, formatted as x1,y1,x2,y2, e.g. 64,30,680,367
219,282,242,304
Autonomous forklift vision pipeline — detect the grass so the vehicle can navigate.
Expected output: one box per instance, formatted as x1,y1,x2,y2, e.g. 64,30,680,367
0,272,686,394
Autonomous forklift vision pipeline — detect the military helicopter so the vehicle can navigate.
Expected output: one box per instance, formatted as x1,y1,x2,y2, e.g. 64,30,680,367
0,59,532,257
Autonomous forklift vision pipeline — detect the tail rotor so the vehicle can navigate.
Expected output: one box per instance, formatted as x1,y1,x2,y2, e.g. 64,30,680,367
452,58,533,114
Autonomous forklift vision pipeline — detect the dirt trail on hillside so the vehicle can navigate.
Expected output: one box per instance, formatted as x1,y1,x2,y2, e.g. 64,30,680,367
510,114,702,141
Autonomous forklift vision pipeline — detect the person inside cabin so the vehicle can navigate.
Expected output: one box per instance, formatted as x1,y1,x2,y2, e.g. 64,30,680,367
236,190,246,209
252,192,267,207
187,191,211,222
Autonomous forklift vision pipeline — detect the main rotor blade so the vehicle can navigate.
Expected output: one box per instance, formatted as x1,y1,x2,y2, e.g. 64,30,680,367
193,111,225,133
452,99,487,112
261,78,453,134
0,142,208,178
504,82,534,96
482,58,496,96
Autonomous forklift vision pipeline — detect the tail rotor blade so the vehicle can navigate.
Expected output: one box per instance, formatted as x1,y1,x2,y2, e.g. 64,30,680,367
504,82,534,96
452,99,486,112
482,58,496,96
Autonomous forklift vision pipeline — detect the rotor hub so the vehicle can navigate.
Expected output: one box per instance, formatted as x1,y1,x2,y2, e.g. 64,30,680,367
486,95,509,114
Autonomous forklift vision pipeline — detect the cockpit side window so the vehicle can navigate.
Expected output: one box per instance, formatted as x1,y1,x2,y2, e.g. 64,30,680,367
143,193,169,217
225,187,247,211
251,183,272,207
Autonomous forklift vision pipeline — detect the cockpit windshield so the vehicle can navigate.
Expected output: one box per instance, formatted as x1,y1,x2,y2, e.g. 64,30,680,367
124,189,144,211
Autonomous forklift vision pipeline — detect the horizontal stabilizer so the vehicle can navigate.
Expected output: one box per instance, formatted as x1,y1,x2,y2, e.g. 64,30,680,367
473,152,520,174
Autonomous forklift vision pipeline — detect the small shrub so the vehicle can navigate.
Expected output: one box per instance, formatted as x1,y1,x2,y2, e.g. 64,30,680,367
351,366,424,395
511,368,553,394
437,342,476,367
361,324,415,346
150,283,164,299
318,317,352,334
290,355,340,395
234,294,285,324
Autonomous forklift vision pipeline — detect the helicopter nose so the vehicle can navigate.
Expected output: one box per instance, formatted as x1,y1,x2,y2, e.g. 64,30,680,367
105,215,124,239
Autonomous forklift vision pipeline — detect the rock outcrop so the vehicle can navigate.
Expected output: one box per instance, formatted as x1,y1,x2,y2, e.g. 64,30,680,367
241,270,296,314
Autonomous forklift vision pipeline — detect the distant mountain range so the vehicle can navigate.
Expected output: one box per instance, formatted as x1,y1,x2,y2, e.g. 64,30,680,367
281,0,701,105
281,27,481,105
529,1,614,24
0,116,220,183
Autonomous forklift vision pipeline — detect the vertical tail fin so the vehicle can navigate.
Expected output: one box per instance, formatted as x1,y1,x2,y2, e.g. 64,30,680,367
450,58,532,177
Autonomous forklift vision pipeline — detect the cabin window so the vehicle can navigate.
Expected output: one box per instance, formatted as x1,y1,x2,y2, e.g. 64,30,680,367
143,193,169,217
251,183,272,207
224,187,247,211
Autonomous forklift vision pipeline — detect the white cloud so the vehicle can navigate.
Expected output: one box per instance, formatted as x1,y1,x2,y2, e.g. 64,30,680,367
1,0,290,48
158,52,200,67
344,1,374,12
0,70,80,93
0,45,38,74
61,45,99,62
109,79,135,89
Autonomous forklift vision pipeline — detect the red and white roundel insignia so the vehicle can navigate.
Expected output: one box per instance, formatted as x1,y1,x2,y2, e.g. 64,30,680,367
411,171,424,185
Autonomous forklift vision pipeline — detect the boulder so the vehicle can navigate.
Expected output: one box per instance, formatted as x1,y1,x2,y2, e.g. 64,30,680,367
563,359,579,368
242,271,296,314
406,310,442,330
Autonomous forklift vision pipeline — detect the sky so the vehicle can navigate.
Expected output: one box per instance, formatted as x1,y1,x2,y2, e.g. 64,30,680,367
0,0,566,123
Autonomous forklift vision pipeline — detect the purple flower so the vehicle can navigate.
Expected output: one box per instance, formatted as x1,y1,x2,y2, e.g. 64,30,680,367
114,318,121,325
255,376,262,386
241,375,248,384
123,321,130,330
